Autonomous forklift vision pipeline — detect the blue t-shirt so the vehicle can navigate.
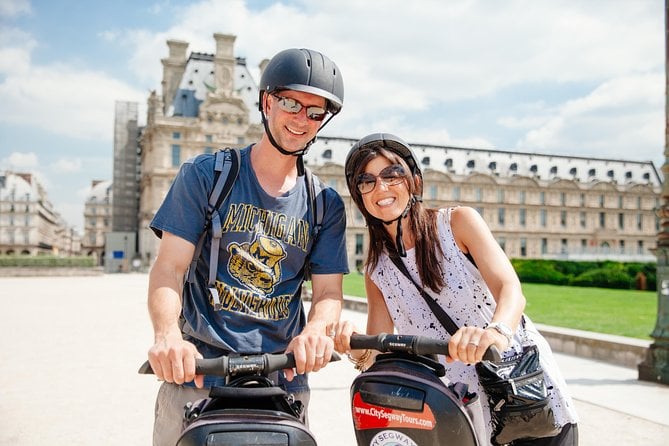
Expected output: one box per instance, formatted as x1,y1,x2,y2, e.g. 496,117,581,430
150,145,348,390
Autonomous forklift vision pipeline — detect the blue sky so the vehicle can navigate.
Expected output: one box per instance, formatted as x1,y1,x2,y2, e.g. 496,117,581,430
0,0,664,232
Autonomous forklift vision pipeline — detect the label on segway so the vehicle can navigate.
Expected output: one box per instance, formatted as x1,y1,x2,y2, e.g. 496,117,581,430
352,393,435,430
369,429,418,446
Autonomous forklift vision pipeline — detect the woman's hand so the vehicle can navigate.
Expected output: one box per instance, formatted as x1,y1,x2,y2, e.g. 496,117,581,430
328,320,359,354
447,325,510,364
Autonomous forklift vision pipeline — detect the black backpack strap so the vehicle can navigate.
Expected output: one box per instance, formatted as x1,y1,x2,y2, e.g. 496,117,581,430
304,167,325,239
302,167,325,281
187,148,241,305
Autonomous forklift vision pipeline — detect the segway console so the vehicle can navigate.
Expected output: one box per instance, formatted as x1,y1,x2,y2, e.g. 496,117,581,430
349,334,498,446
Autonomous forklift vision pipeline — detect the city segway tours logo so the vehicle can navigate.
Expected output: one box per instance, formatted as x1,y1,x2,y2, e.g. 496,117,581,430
370,430,418,446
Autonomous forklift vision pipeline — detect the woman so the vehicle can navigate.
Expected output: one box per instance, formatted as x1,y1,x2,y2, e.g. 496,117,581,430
332,133,579,445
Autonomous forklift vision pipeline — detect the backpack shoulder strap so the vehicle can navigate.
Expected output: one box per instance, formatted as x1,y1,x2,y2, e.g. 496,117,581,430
187,148,241,291
303,167,326,280
304,167,325,239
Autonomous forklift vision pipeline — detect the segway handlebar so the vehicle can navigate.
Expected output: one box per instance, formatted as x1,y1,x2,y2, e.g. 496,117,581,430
138,351,341,377
350,333,501,362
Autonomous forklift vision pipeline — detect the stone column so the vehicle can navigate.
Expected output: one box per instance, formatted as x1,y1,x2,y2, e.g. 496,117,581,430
161,39,189,113
213,33,236,96
638,0,669,385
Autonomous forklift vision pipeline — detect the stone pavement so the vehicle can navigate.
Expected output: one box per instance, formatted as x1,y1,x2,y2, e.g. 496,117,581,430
1,273,668,445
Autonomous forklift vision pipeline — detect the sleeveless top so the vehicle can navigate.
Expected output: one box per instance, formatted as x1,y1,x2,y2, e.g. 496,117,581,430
369,208,579,443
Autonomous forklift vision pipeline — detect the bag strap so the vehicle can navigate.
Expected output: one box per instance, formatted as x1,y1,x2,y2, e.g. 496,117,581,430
387,254,460,336
302,167,325,281
389,253,527,343
186,148,241,307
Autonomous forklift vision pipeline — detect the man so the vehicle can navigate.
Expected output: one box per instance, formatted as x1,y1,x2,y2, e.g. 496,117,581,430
147,48,347,445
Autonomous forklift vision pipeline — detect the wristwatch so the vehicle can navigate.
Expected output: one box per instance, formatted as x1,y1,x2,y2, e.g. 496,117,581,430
487,322,514,343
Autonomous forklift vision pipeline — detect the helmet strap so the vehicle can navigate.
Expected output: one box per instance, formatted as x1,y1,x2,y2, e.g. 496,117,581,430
260,93,339,176
381,197,414,258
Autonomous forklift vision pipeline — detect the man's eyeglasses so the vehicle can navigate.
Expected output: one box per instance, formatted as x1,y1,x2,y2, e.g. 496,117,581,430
356,164,407,194
271,94,328,121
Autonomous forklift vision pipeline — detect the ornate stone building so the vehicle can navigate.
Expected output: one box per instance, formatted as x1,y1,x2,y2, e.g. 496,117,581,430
0,171,79,256
134,33,661,273
138,33,263,263
302,138,661,273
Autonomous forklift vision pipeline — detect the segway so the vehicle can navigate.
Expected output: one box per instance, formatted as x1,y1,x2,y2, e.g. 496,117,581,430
349,333,499,446
139,352,339,445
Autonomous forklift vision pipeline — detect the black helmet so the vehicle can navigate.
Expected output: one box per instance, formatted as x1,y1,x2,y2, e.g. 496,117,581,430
345,133,422,258
345,133,422,197
259,48,344,115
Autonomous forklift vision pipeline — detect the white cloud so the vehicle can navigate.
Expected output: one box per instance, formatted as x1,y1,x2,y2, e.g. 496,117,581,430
0,20,146,143
51,158,83,173
516,73,664,163
0,59,146,141
2,151,39,169
0,0,31,18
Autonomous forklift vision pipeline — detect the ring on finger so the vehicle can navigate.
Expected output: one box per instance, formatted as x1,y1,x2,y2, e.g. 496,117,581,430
468,341,479,347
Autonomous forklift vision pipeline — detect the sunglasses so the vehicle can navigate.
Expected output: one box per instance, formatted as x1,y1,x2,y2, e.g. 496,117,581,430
271,94,328,121
356,164,407,194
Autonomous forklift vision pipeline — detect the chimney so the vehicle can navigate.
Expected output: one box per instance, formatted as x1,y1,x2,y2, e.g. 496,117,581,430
213,33,236,96
259,58,270,83
161,39,189,113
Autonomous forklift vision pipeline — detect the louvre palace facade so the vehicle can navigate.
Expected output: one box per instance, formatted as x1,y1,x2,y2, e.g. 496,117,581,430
134,33,661,272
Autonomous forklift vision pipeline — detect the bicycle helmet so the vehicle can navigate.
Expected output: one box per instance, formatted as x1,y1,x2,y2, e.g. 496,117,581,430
258,48,344,173
259,48,344,115
344,133,423,257
345,133,422,200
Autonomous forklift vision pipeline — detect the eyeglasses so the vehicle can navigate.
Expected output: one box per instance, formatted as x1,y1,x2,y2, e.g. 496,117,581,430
356,164,407,194
271,94,328,121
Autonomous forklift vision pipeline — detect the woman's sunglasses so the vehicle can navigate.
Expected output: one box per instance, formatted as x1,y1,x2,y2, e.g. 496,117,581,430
271,94,328,121
356,164,407,194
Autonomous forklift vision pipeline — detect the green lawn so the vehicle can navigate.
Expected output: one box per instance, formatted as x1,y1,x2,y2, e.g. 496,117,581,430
341,273,657,340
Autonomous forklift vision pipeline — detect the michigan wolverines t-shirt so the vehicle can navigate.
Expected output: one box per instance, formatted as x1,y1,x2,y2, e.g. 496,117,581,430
150,145,348,387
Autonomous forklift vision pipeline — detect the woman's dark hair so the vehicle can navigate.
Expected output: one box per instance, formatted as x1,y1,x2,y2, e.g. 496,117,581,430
346,146,446,293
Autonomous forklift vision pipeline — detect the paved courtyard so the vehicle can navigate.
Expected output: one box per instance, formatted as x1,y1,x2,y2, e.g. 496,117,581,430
1,273,668,445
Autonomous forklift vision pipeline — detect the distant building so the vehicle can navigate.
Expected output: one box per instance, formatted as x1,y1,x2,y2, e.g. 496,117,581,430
0,171,79,255
81,179,112,265
126,32,661,273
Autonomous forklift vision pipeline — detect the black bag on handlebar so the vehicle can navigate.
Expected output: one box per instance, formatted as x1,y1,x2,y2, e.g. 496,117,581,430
475,345,560,445
351,353,487,446
176,375,317,446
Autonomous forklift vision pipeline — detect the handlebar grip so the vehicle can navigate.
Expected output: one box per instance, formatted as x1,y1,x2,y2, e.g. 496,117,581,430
138,351,342,376
262,351,341,373
412,336,449,355
195,357,229,375
138,361,153,374
350,333,389,351
351,333,447,355
264,353,295,373
482,345,502,362
349,333,503,363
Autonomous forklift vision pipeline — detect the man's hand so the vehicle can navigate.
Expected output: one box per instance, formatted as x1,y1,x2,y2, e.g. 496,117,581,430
283,324,335,381
148,331,204,388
